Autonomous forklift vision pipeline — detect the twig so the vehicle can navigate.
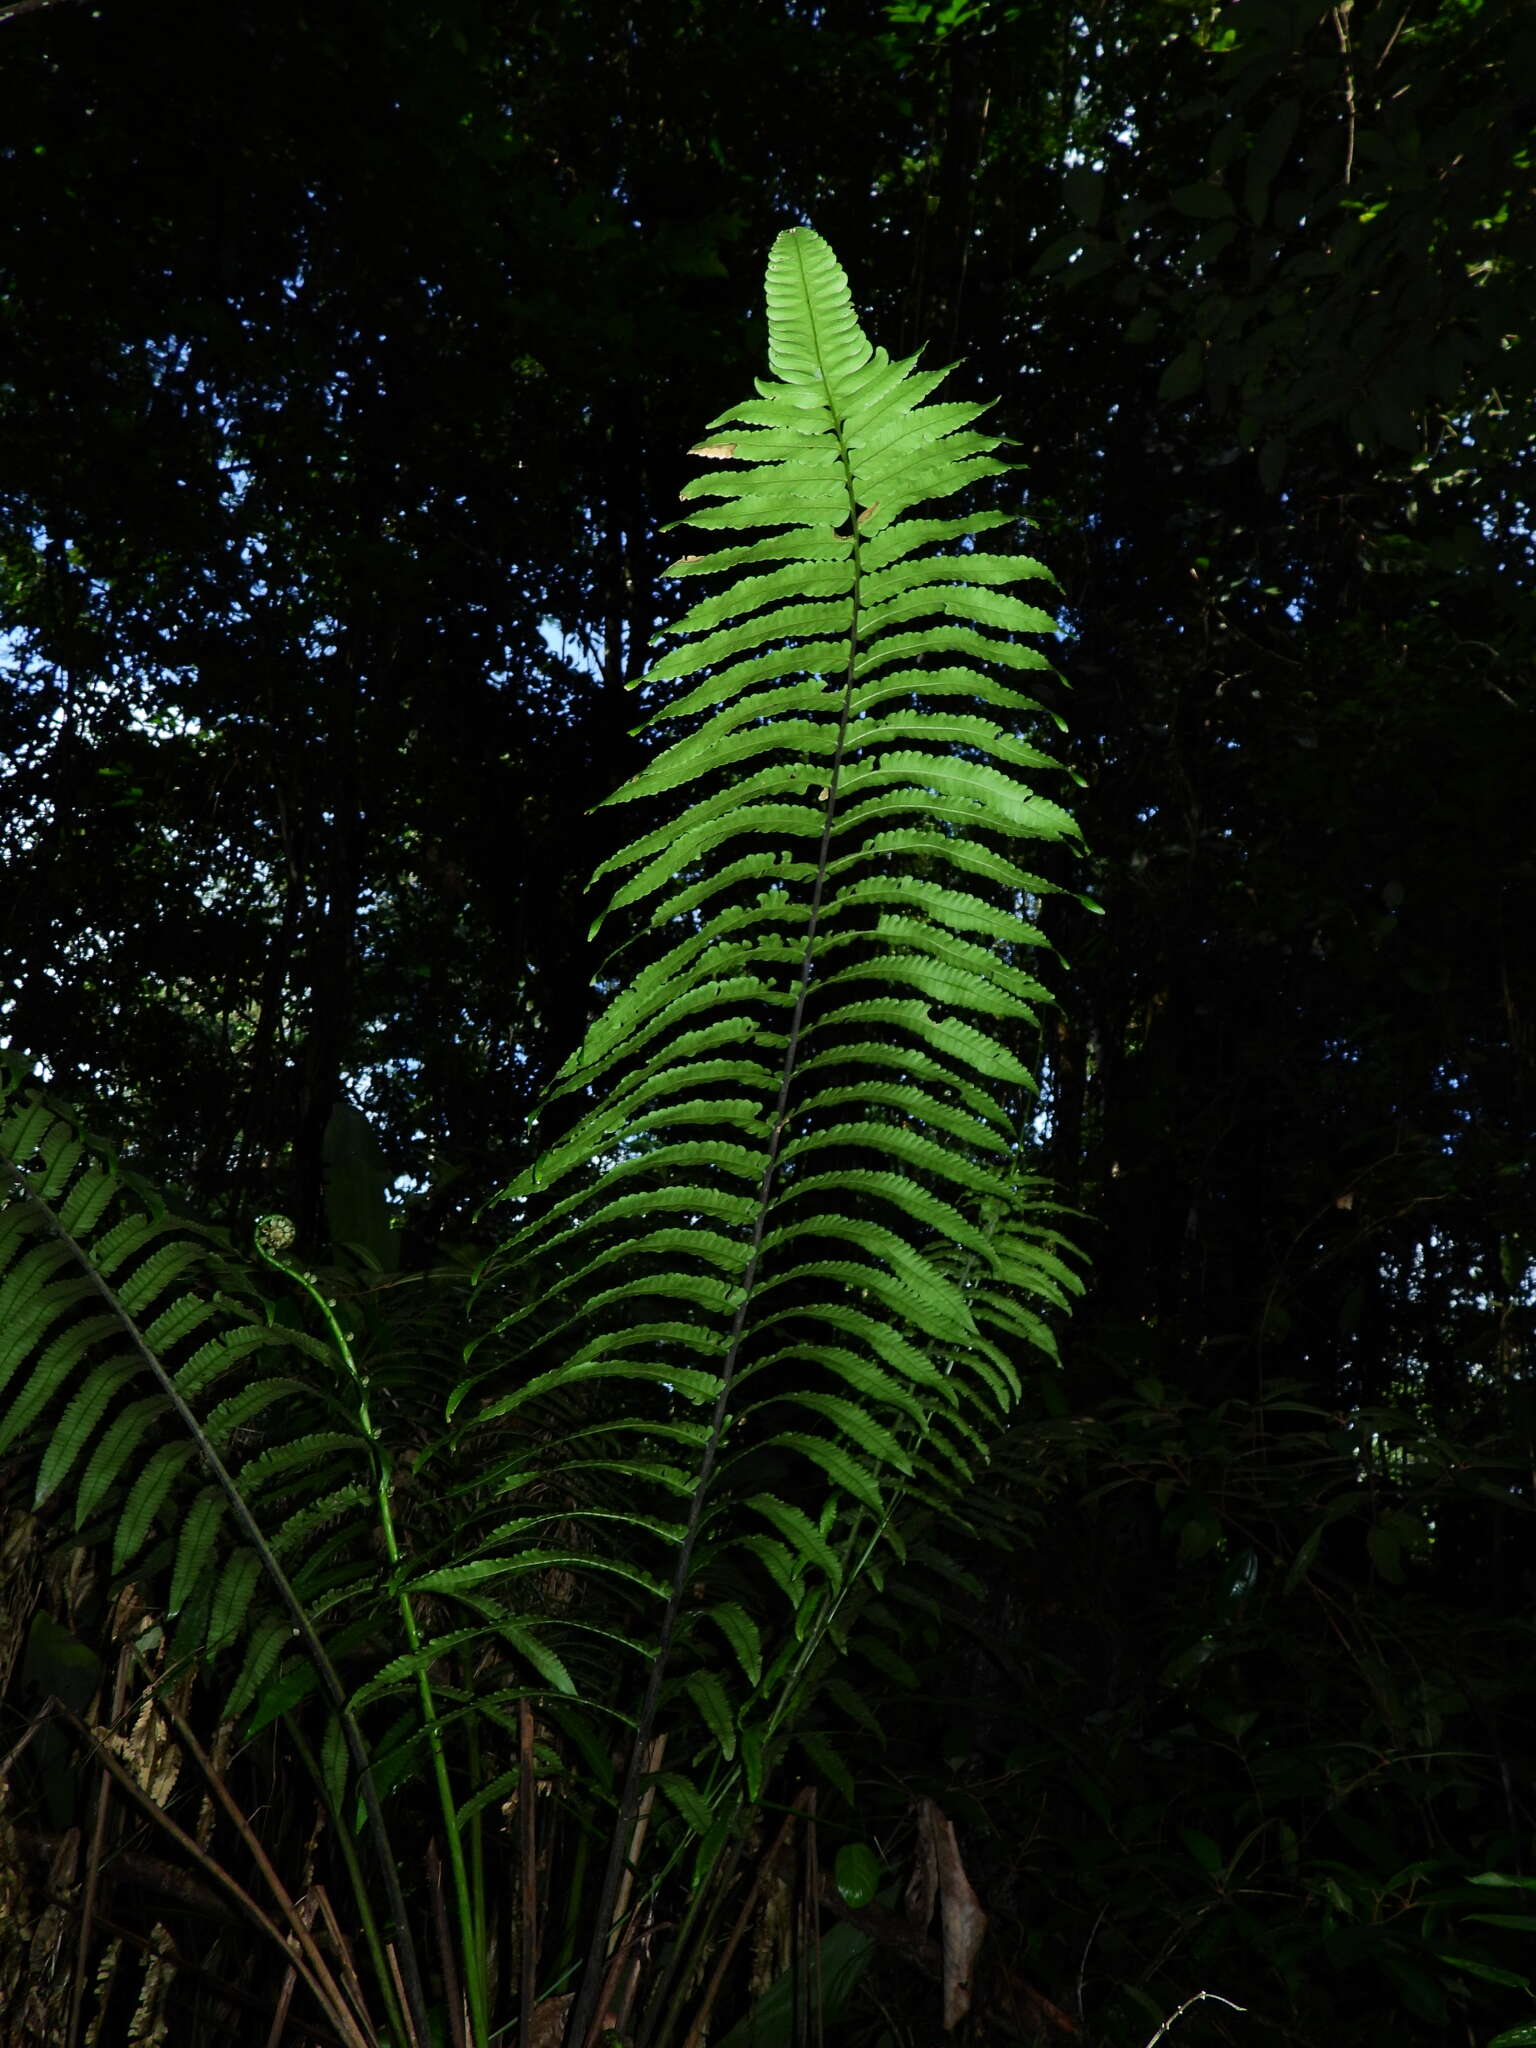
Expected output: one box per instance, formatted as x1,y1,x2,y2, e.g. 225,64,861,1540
312,1884,379,2037
266,1889,320,2048
1075,1901,1106,2025
579,1736,667,2048
0,0,77,23
607,1735,667,1957
146,1680,379,2047
386,1944,422,2048
428,1839,468,2048
804,1793,823,2048
681,1790,814,2048
66,1640,132,2048
1143,1989,1248,2046
1332,6,1357,187
518,1699,538,2048
46,1697,374,2048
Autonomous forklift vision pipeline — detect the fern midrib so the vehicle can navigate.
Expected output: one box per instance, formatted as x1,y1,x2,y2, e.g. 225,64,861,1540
567,254,872,2048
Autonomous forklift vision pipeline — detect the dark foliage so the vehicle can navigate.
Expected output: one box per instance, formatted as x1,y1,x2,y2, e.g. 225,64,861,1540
1,0,1532,2042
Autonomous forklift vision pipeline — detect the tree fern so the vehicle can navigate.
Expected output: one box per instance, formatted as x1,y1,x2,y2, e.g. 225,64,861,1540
447,223,1088,2048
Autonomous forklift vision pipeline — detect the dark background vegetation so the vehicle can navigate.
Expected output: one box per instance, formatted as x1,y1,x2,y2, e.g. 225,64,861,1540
2,0,1534,2041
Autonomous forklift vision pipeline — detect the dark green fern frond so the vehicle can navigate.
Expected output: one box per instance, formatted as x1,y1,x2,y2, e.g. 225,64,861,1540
0,1059,374,1717
0,1060,439,2035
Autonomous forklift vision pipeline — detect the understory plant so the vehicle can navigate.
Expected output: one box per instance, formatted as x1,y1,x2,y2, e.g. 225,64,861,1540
0,224,1086,2048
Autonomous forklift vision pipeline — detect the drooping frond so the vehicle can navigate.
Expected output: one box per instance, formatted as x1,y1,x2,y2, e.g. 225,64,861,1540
0,1059,375,1721
0,1061,445,2032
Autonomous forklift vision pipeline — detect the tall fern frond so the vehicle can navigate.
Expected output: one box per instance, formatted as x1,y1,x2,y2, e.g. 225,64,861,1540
450,225,1088,2043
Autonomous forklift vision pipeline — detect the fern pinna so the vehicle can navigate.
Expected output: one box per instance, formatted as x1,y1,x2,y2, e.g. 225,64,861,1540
455,224,1086,2035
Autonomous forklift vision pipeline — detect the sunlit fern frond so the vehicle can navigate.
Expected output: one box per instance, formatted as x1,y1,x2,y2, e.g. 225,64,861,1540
446,230,1090,1824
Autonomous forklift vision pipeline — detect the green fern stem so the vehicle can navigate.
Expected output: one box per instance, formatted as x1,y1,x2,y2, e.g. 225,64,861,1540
255,1227,492,2048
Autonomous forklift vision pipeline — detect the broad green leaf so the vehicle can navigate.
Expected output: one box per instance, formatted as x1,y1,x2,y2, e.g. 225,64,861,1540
835,1841,883,1909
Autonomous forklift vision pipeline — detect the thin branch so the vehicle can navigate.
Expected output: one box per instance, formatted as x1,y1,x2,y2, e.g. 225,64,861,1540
0,0,78,22
518,1699,539,2048
66,1639,132,2048
46,1697,372,2048
1332,6,1357,187
1375,8,1409,71
681,1789,814,2048
1142,1989,1248,2046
